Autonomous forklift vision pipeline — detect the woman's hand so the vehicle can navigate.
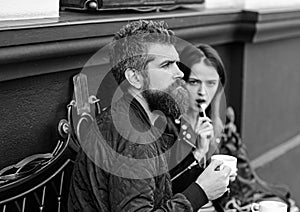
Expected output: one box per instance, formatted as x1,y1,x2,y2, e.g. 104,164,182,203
194,116,214,138
193,117,214,162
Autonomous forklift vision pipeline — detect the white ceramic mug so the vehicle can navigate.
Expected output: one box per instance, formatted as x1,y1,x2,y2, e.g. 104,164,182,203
251,200,288,212
211,154,237,176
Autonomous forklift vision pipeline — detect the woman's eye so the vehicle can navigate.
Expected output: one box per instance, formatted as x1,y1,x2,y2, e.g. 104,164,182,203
188,80,199,85
206,81,217,87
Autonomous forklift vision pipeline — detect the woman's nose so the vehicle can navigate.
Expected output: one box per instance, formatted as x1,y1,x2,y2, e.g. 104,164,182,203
198,83,206,95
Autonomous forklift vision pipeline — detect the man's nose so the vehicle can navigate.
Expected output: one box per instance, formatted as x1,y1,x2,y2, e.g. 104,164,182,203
174,62,184,79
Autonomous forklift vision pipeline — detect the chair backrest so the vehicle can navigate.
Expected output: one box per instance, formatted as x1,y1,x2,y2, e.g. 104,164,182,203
0,73,99,212
0,138,74,212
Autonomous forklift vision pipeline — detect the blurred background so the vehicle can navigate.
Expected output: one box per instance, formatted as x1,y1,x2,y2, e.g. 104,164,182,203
0,0,299,206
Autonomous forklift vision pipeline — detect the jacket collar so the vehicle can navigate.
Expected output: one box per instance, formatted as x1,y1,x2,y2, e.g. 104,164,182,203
123,92,152,129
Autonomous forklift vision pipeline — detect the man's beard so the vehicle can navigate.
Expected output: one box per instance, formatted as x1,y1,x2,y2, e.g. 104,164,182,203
142,79,189,120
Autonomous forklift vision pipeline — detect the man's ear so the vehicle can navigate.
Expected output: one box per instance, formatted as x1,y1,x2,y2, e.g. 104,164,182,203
124,68,143,89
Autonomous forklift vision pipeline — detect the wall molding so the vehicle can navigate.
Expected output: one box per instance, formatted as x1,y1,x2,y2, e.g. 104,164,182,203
1,8,300,80
252,9,300,43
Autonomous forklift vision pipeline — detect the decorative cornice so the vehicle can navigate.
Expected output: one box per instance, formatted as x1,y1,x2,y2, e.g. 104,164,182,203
248,8,300,43
0,9,242,48
1,7,300,80
0,9,247,65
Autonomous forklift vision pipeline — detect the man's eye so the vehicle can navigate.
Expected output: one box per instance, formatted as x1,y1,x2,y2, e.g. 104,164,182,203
161,62,172,69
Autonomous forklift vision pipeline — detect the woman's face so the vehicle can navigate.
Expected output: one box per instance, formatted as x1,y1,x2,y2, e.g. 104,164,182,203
186,61,220,113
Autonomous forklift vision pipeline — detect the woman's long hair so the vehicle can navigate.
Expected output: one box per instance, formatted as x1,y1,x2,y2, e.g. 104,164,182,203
179,44,226,140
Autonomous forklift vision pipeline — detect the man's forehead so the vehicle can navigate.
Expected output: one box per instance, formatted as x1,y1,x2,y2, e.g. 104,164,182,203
146,43,179,60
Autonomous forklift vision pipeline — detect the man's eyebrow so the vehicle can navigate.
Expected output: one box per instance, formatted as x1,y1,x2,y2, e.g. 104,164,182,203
145,53,179,67
159,58,178,66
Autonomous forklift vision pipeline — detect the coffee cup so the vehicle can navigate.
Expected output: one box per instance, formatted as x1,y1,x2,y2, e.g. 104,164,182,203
251,200,288,212
211,154,237,177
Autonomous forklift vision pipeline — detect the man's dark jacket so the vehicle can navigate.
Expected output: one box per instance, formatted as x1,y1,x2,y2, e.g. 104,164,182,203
68,93,208,211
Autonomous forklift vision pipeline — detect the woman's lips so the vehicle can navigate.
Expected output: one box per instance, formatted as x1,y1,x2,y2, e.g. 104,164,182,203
196,99,206,107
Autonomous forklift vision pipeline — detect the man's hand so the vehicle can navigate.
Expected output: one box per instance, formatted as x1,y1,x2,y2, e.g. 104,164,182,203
195,159,231,200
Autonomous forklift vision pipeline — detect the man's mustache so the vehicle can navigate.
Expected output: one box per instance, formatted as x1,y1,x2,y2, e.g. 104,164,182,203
167,79,186,91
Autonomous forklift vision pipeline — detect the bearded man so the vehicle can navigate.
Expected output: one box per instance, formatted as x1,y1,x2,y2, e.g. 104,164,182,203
68,20,229,212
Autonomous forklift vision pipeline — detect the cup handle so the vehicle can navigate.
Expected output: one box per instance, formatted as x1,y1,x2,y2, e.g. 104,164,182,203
251,203,260,212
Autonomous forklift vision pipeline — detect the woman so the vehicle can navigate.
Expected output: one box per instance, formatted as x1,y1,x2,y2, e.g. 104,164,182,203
167,44,227,212
180,43,225,158
170,44,294,212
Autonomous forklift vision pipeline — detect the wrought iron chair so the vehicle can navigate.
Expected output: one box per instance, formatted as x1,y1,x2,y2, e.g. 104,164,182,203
0,73,99,212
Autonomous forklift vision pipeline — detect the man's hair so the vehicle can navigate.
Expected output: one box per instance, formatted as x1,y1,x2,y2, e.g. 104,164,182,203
110,20,176,87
